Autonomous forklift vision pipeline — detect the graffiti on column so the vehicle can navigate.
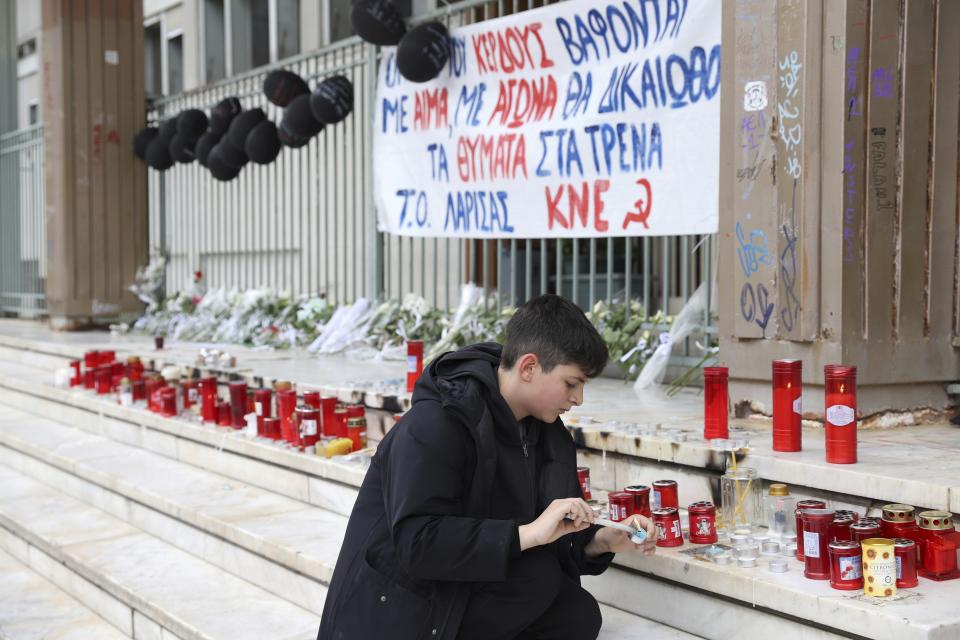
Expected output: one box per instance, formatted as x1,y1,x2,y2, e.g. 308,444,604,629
778,51,802,180
842,46,863,263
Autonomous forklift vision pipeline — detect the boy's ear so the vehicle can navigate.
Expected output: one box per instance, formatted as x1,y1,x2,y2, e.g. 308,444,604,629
517,353,539,382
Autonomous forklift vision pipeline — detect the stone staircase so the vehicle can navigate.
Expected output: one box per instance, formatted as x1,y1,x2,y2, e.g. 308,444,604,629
0,336,688,640
0,325,958,640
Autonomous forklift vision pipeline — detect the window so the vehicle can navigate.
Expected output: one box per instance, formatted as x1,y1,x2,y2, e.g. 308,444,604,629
167,34,183,95
232,0,270,73
204,0,226,83
17,38,37,60
28,102,39,126
274,0,300,60
144,23,162,98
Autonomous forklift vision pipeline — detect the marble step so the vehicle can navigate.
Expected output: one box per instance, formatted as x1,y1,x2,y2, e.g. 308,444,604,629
0,466,322,640
0,404,344,616
0,402,693,640
0,545,131,640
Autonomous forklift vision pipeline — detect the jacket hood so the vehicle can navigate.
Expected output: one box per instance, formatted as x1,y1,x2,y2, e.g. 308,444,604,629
412,342,502,412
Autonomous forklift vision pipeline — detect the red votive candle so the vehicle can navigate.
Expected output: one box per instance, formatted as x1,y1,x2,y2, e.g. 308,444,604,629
334,403,348,438
69,360,82,386
407,340,424,393
824,365,857,464
772,359,802,451
795,499,827,560
608,491,634,522
625,485,652,518
95,366,112,395
159,387,178,417
297,406,320,449
303,391,320,409
577,467,592,501
182,380,198,410
200,377,218,423
320,396,338,437
894,538,919,588
828,540,863,590
228,381,248,429
262,417,281,440
703,366,728,440
217,401,232,426
277,390,298,444
652,479,679,510
653,508,683,547
802,508,836,579
132,379,146,402
254,389,273,436
916,511,960,580
687,501,718,544
881,504,919,541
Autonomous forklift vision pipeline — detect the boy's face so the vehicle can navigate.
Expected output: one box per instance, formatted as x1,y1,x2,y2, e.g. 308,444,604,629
525,361,588,423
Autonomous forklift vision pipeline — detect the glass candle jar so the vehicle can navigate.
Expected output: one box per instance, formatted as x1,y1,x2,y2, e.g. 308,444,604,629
831,514,855,542
407,340,424,393
772,359,802,451
720,467,763,534
851,521,883,544
801,508,836,579
703,366,729,440
764,483,796,539
334,404,349,438
217,401,232,427
577,467,592,501
159,387,178,417
303,391,320,409
608,491,634,522
181,380,198,410
262,416,281,440
653,508,683,547
254,389,273,435
824,365,857,464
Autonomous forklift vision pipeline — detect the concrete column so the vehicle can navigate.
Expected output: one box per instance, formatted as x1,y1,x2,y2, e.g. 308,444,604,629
718,0,960,418
42,0,148,326
0,0,15,134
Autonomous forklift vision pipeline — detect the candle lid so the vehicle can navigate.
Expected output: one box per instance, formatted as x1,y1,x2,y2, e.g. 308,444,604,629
881,504,915,523
768,483,789,497
893,538,916,548
917,511,954,530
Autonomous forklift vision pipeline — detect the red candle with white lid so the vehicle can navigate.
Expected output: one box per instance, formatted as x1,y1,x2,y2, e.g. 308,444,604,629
824,365,857,464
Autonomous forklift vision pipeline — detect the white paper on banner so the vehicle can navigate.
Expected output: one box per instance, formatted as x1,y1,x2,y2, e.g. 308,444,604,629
374,0,721,239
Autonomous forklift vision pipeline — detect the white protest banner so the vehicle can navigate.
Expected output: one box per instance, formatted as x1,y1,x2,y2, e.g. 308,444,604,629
374,0,720,239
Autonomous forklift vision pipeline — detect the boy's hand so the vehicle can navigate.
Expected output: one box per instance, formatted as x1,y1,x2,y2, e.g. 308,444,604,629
518,498,595,551
590,514,658,556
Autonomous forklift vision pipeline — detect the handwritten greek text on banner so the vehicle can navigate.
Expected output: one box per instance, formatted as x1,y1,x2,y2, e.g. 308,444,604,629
374,0,720,239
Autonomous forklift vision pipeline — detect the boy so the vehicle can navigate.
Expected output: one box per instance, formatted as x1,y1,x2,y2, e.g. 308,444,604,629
318,295,656,640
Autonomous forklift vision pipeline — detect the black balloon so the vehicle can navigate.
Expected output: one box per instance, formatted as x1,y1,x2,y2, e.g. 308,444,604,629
350,0,406,46
195,132,220,167
310,75,354,125
282,94,324,139
215,136,249,170
227,108,267,150
133,127,159,160
169,134,197,163
263,69,310,107
245,120,281,164
158,117,179,143
209,97,243,134
277,121,311,149
177,109,209,139
207,147,242,181
145,136,175,171
397,22,450,83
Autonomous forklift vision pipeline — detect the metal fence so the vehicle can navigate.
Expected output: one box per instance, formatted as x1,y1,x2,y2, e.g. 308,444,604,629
149,0,717,356
0,125,46,317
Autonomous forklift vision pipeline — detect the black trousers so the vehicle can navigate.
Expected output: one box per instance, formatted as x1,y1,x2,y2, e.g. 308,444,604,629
455,549,602,640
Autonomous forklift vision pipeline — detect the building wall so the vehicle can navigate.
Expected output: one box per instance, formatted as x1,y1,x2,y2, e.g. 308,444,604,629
15,0,41,128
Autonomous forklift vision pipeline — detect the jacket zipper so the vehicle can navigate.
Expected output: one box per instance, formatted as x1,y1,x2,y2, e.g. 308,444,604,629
521,438,529,458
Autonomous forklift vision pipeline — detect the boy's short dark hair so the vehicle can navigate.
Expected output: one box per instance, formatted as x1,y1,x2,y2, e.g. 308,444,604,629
501,294,609,378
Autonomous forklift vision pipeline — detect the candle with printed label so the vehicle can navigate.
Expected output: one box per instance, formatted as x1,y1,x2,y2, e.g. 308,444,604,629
407,340,424,393
824,365,857,464
772,359,802,451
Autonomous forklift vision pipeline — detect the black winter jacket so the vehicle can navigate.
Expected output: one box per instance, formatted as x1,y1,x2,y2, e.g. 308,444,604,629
317,343,613,640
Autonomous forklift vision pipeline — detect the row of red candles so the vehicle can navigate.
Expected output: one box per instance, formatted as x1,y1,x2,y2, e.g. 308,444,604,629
69,350,373,452
703,360,858,464
580,468,960,587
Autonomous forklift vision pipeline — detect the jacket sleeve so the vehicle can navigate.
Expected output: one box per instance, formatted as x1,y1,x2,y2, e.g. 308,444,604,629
382,403,518,583
568,525,615,576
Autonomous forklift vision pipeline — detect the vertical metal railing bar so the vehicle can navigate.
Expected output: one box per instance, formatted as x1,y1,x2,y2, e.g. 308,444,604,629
606,237,613,304
524,239,532,306
554,239,562,296
660,237,670,318
681,235,690,356
642,237,651,316
572,238,579,307
482,239,488,310
624,238,633,319
540,239,547,295
588,238,596,309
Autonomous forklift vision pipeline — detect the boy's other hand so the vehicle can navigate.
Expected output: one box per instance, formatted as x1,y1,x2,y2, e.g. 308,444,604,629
518,498,595,551
590,514,658,556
